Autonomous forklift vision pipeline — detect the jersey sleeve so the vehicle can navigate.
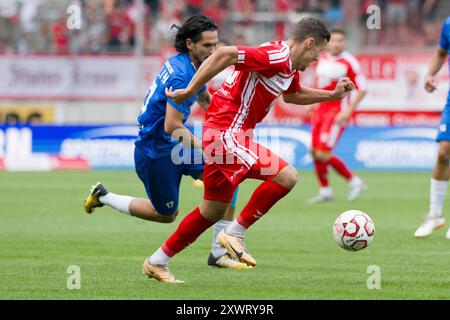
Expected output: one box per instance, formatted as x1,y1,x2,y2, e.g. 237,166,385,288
439,19,450,51
165,74,190,115
235,45,290,73
283,71,301,94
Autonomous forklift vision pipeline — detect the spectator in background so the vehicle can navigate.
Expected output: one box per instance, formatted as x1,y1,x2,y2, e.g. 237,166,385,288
323,0,343,26
303,0,324,13
145,0,160,20
81,0,107,53
52,14,69,53
385,0,408,46
421,0,441,47
202,0,227,28
151,6,181,52
18,0,42,53
106,3,134,51
0,0,19,52
187,0,202,16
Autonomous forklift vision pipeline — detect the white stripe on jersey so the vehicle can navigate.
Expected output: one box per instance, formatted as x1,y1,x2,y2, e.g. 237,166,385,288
229,72,252,131
234,73,258,132
221,131,258,168
237,50,245,63
230,72,258,132
230,131,258,160
256,74,280,96
164,61,174,74
268,49,289,63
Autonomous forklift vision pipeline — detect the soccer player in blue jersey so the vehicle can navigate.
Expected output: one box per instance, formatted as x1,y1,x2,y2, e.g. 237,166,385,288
415,16,450,239
83,15,248,269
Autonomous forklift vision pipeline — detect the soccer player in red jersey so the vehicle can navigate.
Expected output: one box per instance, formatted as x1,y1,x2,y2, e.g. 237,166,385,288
143,17,355,283
308,29,368,203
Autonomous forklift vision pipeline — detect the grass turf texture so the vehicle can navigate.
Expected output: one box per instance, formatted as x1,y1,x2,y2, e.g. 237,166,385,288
1,170,449,299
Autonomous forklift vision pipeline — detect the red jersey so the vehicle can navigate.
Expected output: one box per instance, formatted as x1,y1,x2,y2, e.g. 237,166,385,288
315,51,367,112
205,41,300,132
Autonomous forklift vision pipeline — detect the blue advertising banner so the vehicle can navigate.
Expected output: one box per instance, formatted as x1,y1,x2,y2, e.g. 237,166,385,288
0,124,439,171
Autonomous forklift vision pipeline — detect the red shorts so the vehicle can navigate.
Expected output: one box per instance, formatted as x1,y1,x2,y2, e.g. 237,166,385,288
311,109,345,152
202,127,289,203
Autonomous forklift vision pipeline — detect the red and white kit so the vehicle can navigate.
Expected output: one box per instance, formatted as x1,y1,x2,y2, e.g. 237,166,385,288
202,41,300,202
312,51,367,151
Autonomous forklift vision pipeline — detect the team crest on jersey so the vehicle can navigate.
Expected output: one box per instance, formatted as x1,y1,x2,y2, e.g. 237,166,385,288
440,124,447,132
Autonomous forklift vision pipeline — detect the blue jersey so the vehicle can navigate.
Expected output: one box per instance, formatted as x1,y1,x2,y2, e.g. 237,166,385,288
135,52,206,158
440,16,450,104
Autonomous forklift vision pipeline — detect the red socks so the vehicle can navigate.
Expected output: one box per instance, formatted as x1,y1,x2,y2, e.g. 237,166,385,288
328,155,353,180
237,180,291,228
314,156,353,187
162,207,215,257
314,160,329,187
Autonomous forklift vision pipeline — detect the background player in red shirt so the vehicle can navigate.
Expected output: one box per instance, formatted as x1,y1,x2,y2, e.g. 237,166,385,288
308,29,368,203
144,18,354,283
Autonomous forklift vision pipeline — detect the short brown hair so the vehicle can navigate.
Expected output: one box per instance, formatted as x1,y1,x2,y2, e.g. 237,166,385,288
331,28,346,37
290,17,331,44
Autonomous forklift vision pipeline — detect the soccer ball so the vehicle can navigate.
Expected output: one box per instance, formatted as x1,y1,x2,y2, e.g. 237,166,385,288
333,210,375,251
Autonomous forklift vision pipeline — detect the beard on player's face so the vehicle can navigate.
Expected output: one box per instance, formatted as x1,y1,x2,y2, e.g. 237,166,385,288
192,50,209,66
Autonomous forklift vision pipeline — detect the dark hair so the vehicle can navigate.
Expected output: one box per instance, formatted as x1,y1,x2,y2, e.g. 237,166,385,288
290,17,331,45
330,28,346,37
172,15,218,53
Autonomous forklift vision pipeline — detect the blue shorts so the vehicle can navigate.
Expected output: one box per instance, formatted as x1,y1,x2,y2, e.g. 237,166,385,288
437,105,450,142
134,145,203,215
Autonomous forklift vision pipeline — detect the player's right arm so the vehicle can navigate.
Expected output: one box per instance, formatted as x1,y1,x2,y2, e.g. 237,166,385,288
425,18,449,93
166,46,238,105
425,47,447,93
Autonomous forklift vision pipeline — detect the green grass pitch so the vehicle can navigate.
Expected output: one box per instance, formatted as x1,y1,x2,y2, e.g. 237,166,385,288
1,170,449,299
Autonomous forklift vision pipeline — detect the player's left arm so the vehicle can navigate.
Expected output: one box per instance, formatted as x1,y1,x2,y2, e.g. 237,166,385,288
334,89,367,125
196,89,211,111
283,78,355,105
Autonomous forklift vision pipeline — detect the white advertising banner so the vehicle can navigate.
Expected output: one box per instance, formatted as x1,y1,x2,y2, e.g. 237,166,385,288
0,53,448,110
0,54,162,100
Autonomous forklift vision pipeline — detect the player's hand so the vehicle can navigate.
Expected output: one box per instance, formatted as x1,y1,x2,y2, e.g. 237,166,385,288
334,109,352,126
424,75,438,93
332,78,355,100
165,86,193,105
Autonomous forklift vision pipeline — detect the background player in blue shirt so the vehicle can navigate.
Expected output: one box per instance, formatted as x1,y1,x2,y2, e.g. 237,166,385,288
415,16,450,240
83,15,247,270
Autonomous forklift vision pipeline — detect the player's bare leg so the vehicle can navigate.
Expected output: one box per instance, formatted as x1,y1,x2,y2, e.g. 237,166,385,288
309,149,366,203
308,149,334,203
415,141,450,238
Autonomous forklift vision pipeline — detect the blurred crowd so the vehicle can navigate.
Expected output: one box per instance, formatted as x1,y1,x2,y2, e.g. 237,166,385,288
360,0,444,48
0,0,447,54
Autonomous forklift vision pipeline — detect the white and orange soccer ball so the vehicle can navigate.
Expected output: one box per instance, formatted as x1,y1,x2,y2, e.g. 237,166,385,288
333,210,375,251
